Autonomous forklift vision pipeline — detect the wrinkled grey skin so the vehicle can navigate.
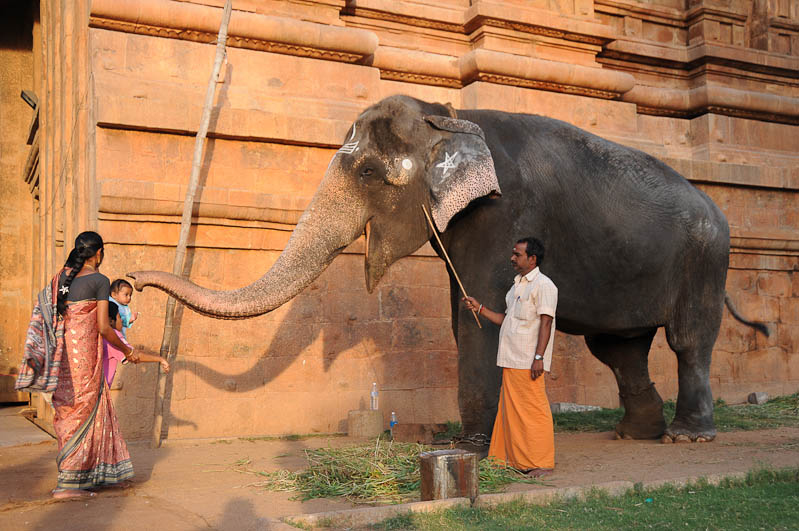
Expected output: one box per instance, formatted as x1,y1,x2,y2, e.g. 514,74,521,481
130,95,767,442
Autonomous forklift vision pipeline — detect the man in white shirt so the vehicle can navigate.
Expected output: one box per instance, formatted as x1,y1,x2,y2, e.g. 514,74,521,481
463,237,558,477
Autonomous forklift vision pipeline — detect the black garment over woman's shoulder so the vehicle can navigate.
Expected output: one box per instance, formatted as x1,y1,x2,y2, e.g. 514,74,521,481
58,271,111,302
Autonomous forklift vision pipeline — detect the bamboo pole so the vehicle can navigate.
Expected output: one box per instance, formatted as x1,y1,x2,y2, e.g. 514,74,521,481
421,205,481,329
150,0,233,448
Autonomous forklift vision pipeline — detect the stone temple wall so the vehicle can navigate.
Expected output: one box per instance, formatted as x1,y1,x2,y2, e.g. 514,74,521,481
6,0,798,439
0,4,38,402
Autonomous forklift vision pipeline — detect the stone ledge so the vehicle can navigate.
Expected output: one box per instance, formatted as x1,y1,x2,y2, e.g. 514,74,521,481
460,49,635,99
595,0,688,26
371,46,461,88
625,85,799,126
284,472,754,528
662,157,799,190
603,40,799,75
89,0,378,62
464,1,616,44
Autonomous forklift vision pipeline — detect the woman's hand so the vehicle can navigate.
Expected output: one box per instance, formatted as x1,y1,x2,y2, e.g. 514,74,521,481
125,346,140,364
160,358,170,373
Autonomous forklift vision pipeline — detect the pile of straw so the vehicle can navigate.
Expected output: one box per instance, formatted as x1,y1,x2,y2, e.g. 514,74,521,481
238,438,536,503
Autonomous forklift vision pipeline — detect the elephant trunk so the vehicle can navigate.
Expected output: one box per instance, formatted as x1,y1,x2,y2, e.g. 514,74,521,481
128,167,366,319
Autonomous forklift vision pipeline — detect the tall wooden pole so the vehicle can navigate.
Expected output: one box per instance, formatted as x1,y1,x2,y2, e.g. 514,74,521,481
150,0,233,448
421,205,481,329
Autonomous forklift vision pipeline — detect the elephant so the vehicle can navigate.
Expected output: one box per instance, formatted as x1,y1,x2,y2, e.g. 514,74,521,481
129,94,768,443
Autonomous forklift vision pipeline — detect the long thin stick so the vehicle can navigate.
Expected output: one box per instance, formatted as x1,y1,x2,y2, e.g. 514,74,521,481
151,0,233,448
421,205,481,329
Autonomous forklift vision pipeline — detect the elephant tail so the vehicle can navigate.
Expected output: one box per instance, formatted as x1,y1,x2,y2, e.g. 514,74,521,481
724,292,770,337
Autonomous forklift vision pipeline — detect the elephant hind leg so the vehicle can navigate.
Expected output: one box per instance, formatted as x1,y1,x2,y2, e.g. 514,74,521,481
663,317,720,443
585,330,666,440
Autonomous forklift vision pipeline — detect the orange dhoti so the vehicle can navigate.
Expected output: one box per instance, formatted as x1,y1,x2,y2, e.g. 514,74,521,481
488,367,555,470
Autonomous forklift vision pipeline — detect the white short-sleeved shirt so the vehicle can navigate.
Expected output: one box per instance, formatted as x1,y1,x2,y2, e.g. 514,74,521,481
496,267,558,371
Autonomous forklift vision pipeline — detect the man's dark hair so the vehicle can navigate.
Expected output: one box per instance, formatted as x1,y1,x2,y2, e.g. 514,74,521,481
517,237,545,265
111,278,133,293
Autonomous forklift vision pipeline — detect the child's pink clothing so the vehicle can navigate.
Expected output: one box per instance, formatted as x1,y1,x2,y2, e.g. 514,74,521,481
103,330,130,387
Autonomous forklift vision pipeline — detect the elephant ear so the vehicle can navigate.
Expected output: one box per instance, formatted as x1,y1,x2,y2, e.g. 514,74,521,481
424,115,501,232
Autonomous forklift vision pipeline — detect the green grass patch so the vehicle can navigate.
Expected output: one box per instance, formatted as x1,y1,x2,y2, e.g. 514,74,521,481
236,440,541,504
553,393,799,433
371,467,799,530
433,421,463,442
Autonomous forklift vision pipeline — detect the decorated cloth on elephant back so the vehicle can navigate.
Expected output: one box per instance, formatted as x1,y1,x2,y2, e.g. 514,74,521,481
53,271,133,490
488,266,558,472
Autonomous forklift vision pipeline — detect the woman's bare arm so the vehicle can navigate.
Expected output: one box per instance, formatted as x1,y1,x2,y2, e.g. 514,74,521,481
96,300,138,362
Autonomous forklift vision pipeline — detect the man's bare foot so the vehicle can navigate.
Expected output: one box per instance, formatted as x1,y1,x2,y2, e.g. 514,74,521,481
52,488,96,499
524,468,553,478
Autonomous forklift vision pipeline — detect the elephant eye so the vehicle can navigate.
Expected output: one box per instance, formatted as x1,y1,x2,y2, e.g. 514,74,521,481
360,167,375,178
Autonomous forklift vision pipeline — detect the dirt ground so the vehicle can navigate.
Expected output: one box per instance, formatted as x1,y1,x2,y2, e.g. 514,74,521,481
2,427,799,530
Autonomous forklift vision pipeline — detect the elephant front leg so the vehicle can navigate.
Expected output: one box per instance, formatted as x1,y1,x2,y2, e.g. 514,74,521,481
457,322,502,438
585,331,667,440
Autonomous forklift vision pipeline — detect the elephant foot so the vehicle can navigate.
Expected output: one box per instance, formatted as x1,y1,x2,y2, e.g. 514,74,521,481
614,418,666,440
661,421,716,444
614,384,667,440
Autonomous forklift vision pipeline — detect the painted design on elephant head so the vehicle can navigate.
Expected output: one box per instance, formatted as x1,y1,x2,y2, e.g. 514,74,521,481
435,152,459,176
338,125,359,154
424,115,501,232
128,95,501,319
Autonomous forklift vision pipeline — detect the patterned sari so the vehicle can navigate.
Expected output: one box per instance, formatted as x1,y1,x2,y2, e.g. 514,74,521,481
52,299,133,489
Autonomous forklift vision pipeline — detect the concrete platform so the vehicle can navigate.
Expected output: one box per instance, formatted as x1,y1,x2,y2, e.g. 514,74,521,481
0,405,54,447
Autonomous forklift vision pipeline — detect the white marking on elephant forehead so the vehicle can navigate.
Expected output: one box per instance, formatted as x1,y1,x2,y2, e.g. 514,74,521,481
402,158,413,170
436,151,459,176
339,141,359,154
337,125,360,155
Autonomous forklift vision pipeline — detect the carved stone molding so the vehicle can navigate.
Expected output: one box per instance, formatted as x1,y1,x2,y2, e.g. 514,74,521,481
341,6,463,34
343,6,612,46
467,17,610,46
89,0,378,63
704,106,799,126
472,73,619,100
379,69,462,88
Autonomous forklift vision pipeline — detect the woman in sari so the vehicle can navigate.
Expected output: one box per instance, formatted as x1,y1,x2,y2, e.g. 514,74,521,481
50,231,140,498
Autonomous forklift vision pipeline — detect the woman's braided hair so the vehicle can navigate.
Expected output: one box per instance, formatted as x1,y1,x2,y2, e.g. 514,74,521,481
57,231,104,316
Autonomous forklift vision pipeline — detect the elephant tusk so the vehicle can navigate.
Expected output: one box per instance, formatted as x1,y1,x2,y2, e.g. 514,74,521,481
364,219,371,262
